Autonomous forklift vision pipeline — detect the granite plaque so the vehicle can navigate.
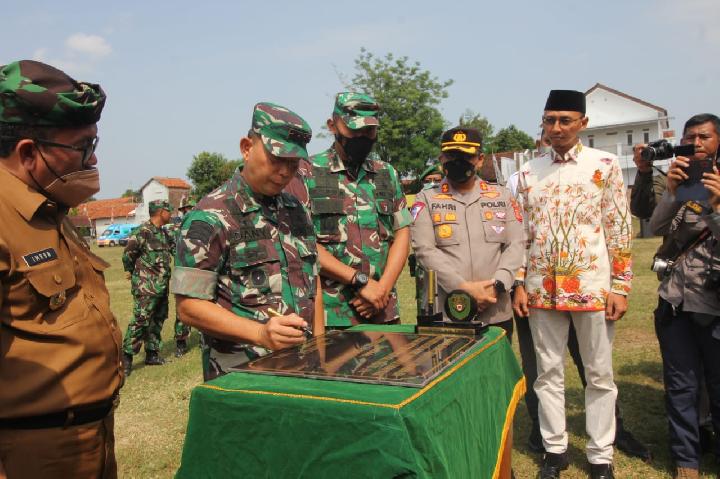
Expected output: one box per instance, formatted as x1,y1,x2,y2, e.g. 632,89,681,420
232,330,479,388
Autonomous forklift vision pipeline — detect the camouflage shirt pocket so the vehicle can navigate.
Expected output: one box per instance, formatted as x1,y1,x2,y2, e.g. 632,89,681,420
375,200,394,241
229,246,281,306
311,197,345,243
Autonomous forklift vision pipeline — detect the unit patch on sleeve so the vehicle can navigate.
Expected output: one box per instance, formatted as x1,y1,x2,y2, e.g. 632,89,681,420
410,202,426,222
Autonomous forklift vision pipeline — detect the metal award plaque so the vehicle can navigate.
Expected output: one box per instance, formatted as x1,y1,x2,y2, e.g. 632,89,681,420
232,330,479,388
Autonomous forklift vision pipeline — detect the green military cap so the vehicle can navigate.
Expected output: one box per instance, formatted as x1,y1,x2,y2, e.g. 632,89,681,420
420,163,443,181
333,92,379,130
149,199,171,214
0,60,106,126
251,102,312,159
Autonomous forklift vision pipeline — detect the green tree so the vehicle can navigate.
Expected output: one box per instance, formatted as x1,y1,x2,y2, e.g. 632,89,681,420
492,125,535,152
187,152,239,198
347,49,453,176
121,188,140,201
458,110,496,153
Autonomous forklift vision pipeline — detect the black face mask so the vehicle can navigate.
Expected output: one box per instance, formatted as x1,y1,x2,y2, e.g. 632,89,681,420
336,134,375,166
443,158,476,183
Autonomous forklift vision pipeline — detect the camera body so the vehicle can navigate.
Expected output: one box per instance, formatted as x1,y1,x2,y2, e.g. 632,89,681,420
641,140,695,162
651,255,674,278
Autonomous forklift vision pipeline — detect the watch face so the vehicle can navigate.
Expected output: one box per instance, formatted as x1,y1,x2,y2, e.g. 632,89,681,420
356,272,369,285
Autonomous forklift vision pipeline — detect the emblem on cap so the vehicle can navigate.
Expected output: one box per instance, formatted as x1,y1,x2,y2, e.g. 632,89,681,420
453,132,467,142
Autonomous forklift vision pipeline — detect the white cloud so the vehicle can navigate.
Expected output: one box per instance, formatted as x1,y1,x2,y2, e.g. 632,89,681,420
65,33,112,58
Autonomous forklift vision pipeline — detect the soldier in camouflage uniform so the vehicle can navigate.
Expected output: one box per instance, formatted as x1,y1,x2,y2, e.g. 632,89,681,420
286,92,412,328
170,103,323,381
173,197,195,357
121,199,174,375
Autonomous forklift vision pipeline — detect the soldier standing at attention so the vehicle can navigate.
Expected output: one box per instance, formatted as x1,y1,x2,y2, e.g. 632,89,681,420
0,60,121,478
286,92,412,327
171,103,323,381
121,199,174,375
173,197,195,357
410,127,524,336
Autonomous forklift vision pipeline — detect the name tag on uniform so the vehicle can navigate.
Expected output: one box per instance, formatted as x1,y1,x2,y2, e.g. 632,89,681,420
23,248,58,267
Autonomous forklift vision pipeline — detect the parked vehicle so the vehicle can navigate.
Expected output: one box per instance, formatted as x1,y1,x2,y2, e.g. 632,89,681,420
96,223,139,247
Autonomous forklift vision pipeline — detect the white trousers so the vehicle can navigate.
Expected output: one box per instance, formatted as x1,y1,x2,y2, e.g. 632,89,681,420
529,308,617,464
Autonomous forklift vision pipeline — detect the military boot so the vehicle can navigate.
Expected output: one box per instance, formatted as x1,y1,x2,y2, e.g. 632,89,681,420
538,452,568,479
674,467,699,479
144,350,165,366
175,340,188,358
122,353,133,377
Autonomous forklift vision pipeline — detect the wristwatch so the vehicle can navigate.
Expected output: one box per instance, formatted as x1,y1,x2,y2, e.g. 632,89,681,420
351,271,369,289
493,280,506,295
512,280,525,289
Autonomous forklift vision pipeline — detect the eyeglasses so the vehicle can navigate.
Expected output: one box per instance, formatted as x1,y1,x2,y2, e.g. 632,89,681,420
541,116,584,127
33,136,100,167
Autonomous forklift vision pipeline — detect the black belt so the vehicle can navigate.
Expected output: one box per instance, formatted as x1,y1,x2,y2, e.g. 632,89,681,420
0,399,113,430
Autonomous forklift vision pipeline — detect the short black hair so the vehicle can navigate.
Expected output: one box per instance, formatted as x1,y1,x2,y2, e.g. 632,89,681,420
0,123,57,157
683,113,720,137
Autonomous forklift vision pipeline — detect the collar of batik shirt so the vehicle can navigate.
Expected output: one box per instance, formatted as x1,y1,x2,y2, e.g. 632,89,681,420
552,141,583,164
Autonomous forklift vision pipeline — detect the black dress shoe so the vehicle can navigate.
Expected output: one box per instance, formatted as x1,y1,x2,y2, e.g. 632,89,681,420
699,423,715,455
615,428,652,462
144,350,165,365
175,340,188,358
122,352,133,377
589,463,614,479
538,452,568,479
528,421,545,453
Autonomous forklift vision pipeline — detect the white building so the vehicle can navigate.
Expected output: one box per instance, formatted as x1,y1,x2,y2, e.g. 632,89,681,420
580,83,674,186
136,177,192,223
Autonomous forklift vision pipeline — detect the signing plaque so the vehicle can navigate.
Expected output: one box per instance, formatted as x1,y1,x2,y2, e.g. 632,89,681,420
232,330,479,388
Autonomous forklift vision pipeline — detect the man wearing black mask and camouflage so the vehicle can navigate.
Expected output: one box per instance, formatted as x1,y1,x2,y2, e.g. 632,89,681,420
286,92,411,327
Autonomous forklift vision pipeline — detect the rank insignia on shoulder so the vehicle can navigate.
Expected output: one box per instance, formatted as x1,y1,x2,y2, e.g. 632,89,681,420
433,194,453,200
484,211,494,220
686,201,703,214
441,183,450,193
432,213,442,223
480,191,500,199
437,224,453,238
445,212,456,221
410,202,426,222
49,290,67,311
23,248,58,267
480,181,488,191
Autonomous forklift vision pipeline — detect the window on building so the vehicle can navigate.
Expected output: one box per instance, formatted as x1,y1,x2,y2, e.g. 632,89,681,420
588,135,594,148
627,132,633,145
644,131,650,143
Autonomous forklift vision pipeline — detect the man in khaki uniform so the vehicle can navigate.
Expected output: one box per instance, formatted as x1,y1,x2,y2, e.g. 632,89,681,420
0,60,122,478
410,127,524,334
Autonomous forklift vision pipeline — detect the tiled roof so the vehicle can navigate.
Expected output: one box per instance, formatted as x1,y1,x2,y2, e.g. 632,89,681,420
153,177,191,189
74,197,137,220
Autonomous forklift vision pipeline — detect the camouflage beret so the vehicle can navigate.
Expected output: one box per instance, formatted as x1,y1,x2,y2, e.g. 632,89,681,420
420,163,444,180
0,60,106,126
333,92,379,130
149,199,171,214
251,102,312,159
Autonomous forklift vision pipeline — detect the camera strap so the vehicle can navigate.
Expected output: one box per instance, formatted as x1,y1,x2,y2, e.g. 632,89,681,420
668,227,711,264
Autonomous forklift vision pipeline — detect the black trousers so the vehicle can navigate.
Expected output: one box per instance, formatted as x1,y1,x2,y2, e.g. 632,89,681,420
654,298,720,469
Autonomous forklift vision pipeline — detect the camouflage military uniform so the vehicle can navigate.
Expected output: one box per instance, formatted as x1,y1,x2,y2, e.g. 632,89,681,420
171,103,318,381
122,201,174,356
290,147,411,327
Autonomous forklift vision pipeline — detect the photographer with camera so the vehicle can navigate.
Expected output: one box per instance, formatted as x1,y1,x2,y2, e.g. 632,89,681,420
645,114,720,479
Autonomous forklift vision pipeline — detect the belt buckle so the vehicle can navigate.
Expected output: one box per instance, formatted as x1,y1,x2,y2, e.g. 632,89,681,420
63,409,76,428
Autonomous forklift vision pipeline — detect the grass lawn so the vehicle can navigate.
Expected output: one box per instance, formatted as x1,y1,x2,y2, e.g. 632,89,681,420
99,233,718,478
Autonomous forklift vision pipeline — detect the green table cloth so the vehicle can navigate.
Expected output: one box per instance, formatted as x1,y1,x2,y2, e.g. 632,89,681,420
176,325,524,478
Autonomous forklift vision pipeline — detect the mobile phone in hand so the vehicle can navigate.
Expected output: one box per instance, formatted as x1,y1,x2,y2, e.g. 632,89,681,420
676,159,713,201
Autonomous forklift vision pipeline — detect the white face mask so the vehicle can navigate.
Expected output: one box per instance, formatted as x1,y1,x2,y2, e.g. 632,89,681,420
423,181,439,190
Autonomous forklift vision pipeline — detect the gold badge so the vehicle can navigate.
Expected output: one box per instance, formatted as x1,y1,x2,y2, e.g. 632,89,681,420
452,132,467,142
433,194,453,199
445,212,456,221
438,224,453,238
481,191,501,199
484,211,494,220
432,213,442,223
686,201,703,214
49,290,67,311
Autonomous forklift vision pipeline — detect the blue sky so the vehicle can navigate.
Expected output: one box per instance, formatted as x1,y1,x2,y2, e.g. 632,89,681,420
3,0,719,198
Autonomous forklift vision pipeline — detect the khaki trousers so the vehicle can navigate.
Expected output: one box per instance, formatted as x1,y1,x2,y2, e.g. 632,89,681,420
529,309,617,464
0,412,116,479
